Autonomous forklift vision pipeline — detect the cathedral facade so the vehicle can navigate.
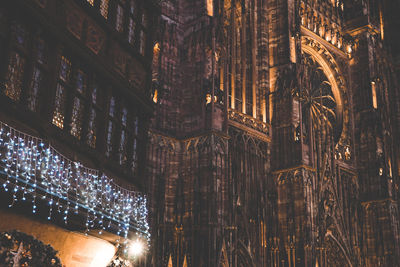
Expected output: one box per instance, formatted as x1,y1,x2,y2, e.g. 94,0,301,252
148,0,400,266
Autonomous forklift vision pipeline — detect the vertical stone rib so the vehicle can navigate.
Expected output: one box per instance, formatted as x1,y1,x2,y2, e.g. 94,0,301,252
258,0,269,123
252,0,258,118
242,0,247,114
231,0,236,109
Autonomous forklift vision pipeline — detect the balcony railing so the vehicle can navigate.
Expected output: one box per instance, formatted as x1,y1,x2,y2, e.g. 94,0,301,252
228,109,271,138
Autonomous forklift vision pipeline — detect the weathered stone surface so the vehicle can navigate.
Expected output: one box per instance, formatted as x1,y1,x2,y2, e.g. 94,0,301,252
148,0,400,266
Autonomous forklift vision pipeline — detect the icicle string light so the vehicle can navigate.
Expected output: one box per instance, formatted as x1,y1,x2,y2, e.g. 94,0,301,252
0,122,150,243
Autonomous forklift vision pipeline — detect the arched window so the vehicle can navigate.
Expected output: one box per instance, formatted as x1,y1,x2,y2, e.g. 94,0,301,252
131,114,139,173
100,0,109,19
139,9,147,55
119,107,128,165
106,96,115,157
52,55,71,129
115,1,124,32
70,69,87,139
28,37,47,111
128,0,136,44
87,82,101,148
4,24,28,102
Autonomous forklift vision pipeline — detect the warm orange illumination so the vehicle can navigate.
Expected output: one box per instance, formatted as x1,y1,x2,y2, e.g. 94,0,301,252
371,81,378,109
220,67,224,91
207,0,214,16
206,94,212,104
52,112,64,129
183,255,188,267
153,89,158,103
290,37,296,63
100,0,109,19
347,45,352,54
152,43,160,84
261,221,267,247
380,9,385,40
325,32,331,42
337,38,342,49
168,255,173,267
206,93,217,104
153,43,160,54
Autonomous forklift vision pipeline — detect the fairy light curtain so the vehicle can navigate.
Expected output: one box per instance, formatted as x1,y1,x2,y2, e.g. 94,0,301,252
0,121,150,243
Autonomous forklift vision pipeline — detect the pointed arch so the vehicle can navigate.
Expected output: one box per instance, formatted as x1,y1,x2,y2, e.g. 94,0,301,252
219,240,229,267
324,230,353,267
236,239,255,267
301,36,350,144
183,254,188,267
167,254,173,267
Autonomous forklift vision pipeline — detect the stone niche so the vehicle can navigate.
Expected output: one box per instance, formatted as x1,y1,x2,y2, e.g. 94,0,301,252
0,209,116,267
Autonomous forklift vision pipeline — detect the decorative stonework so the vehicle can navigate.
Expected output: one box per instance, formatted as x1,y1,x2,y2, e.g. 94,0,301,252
299,0,351,54
86,20,105,55
335,143,352,163
65,2,84,40
228,109,271,138
128,57,147,91
301,35,353,157
274,166,314,185
301,36,346,92
112,43,128,76
148,131,179,152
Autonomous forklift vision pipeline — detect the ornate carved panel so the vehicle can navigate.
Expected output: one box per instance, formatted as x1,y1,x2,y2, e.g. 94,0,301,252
65,2,84,40
86,19,105,54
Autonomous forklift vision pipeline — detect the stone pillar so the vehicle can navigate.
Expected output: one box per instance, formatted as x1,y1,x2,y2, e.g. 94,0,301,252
267,0,313,265
345,0,400,264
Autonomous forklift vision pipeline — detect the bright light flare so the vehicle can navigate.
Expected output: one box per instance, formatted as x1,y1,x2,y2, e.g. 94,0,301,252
129,240,144,257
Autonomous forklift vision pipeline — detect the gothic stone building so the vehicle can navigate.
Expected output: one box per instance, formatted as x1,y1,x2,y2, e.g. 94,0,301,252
0,0,156,266
148,0,400,266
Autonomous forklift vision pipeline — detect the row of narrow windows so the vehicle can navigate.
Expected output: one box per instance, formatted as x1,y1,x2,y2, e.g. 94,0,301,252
1,22,139,173
86,0,148,55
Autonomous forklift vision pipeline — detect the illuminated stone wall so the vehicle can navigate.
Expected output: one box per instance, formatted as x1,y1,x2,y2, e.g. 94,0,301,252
148,0,400,266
